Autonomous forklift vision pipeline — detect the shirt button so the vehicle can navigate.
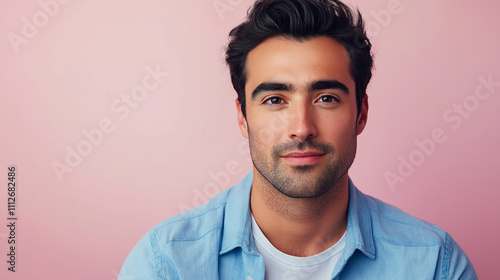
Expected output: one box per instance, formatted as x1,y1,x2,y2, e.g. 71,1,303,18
246,276,254,280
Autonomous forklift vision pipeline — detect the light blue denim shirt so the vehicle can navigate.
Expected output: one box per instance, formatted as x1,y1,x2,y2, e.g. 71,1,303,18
119,172,477,279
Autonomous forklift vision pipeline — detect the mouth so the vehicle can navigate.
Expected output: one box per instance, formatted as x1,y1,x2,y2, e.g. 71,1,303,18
280,151,326,165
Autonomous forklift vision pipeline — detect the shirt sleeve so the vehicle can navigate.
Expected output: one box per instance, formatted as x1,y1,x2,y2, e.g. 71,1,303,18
119,230,172,280
444,234,478,280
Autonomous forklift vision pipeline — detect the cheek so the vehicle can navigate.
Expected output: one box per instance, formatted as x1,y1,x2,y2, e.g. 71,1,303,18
318,112,357,140
248,112,288,144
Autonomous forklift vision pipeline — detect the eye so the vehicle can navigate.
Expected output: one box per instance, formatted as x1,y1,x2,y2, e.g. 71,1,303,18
264,96,284,105
317,95,339,103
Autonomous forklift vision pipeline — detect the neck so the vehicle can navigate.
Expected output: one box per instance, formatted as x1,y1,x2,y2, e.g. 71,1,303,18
250,169,349,257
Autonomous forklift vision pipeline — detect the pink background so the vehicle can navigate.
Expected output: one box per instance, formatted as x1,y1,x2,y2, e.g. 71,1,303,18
1,0,499,279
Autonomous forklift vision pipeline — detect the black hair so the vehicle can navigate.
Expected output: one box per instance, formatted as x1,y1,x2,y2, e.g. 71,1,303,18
225,0,373,117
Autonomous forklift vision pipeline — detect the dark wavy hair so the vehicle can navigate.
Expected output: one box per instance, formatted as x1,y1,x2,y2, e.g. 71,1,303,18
225,0,373,118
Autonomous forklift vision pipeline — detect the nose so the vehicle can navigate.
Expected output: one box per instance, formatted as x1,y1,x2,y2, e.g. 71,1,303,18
287,101,318,142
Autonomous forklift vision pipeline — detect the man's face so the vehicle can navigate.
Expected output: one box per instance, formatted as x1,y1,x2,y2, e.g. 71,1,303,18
236,36,368,198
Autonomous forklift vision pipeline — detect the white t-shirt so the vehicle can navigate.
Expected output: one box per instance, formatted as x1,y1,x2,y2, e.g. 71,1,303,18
251,215,346,280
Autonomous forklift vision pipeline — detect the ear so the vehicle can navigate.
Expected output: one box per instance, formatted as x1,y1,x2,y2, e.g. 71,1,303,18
356,95,368,135
235,98,249,139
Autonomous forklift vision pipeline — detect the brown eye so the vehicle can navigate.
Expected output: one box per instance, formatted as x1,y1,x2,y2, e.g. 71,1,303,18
321,96,333,102
265,97,283,105
318,95,338,103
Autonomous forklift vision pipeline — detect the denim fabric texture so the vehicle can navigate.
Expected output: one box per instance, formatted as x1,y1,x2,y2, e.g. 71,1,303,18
119,172,477,280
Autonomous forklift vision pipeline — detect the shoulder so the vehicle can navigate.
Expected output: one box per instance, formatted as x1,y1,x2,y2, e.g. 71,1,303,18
142,172,253,249
119,187,235,279
362,192,448,246
346,187,478,278
358,192,477,279
149,186,232,244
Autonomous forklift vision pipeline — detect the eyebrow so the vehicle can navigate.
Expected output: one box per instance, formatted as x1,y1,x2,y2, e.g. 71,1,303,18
251,82,291,100
309,80,349,94
250,80,349,100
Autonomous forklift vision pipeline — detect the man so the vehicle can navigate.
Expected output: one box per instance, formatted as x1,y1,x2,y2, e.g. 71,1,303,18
120,0,477,279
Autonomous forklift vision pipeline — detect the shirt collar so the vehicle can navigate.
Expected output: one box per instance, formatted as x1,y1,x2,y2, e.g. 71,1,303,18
219,172,376,260
219,171,256,255
343,177,376,259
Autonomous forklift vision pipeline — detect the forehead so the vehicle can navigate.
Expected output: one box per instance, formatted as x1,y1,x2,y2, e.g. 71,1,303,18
245,36,354,93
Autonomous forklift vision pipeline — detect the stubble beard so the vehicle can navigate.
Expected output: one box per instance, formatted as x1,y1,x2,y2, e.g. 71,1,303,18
248,129,357,199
